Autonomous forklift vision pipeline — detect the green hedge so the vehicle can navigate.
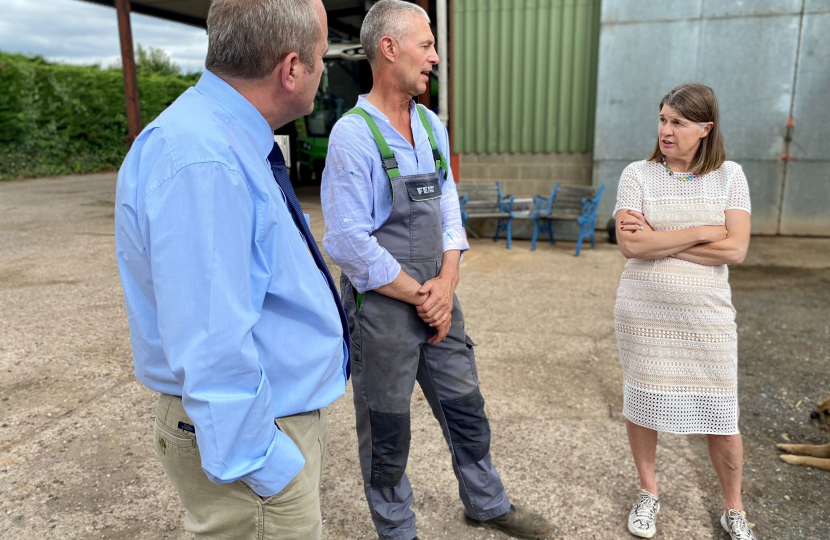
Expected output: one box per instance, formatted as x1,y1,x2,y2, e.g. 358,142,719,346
0,52,199,180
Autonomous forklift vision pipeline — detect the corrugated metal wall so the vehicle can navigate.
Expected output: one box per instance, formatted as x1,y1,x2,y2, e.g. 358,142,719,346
592,0,830,235
452,0,601,154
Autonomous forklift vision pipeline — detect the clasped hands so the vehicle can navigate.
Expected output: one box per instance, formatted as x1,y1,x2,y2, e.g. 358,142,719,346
415,275,455,345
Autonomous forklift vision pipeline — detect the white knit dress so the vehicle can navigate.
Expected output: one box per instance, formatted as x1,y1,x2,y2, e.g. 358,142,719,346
614,160,751,435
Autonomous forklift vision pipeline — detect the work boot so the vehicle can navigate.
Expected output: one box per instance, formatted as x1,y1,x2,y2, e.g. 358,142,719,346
465,504,552,539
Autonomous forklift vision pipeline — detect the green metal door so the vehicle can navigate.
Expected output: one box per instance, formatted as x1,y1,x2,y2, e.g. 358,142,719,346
453,0,601,154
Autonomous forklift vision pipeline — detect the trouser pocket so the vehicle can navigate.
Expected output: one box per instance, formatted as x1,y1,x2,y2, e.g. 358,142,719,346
154,395,197,456
154,418,196,454
153,394,260,540
464,334,480,385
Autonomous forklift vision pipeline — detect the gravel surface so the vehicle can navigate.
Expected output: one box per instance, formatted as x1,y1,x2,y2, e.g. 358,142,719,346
0,173,827,540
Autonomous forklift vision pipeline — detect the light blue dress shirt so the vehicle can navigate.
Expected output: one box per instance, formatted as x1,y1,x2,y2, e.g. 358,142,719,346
115,70,347,498
321,96,469,293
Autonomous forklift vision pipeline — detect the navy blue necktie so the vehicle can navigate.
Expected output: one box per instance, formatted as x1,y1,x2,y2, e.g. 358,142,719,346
267,143,351,375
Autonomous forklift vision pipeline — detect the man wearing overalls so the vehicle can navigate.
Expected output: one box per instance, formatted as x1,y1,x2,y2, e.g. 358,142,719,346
321,2,551,539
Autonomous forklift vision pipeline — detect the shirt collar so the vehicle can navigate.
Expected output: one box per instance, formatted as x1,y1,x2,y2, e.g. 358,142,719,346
355,94,416,125
196,70,274,159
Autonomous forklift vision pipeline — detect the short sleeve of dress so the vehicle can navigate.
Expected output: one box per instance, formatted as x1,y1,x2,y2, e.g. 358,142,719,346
726,164,751,214
613,163,643,216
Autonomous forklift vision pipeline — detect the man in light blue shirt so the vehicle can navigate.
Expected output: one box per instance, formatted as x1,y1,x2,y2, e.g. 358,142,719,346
321,92,468,295
114,1,347,538
321,2,551,539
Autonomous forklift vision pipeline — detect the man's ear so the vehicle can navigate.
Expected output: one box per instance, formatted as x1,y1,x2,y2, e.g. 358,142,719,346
378,36,398,63
274,53,299,92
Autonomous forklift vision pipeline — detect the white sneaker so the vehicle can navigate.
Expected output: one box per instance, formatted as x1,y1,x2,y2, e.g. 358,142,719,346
721,509,757,540
628,489,660,538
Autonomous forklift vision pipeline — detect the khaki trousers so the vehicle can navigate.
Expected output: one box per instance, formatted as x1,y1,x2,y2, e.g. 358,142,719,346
153,394,328,540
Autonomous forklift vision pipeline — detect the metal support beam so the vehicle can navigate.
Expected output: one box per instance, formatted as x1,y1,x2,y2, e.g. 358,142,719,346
447,0,458,182
115,0,142,147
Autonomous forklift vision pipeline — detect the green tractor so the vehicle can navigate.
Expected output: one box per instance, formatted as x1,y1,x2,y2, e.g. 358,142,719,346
295,43,370,184
296,125,332,184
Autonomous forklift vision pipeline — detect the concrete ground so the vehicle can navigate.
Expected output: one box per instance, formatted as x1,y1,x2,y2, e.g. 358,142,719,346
1,172,828,540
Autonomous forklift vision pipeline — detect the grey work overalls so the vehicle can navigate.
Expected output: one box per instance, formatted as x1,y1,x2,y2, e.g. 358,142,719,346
340,105,510,540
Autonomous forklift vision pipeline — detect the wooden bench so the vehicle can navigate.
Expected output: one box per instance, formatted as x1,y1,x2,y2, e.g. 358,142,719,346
530,184,605,256
457,181,515,249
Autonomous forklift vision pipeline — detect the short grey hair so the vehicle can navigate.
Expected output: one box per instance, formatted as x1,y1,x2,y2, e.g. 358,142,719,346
360,0,430,66
206,0,321,79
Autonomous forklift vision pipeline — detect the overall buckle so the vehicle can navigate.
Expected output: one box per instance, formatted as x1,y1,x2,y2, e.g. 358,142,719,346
382,157,399,171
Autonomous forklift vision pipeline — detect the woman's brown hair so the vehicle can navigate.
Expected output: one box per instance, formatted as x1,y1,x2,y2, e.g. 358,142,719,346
647,83,726,175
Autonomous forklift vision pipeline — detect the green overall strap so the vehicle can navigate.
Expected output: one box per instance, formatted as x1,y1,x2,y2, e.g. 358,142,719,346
345,106,402,311
415,104,449,177
344,107,400,183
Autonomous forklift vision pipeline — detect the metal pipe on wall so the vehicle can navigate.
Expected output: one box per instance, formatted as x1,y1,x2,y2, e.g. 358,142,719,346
437,0,448,126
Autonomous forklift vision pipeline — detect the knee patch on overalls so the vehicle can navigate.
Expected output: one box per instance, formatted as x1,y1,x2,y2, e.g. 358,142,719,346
369,410,411,489
440,388,491,466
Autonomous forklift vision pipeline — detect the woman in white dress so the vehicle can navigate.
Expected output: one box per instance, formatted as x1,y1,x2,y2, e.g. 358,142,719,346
613,84,756,540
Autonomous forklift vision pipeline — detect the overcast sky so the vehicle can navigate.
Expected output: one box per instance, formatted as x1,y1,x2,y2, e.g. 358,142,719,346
0,0,208,72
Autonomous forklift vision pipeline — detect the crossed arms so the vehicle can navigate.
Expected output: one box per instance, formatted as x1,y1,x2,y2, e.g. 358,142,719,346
615,208,751,265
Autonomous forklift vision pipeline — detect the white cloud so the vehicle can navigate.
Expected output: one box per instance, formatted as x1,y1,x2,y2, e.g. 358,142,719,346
0,0,207,72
